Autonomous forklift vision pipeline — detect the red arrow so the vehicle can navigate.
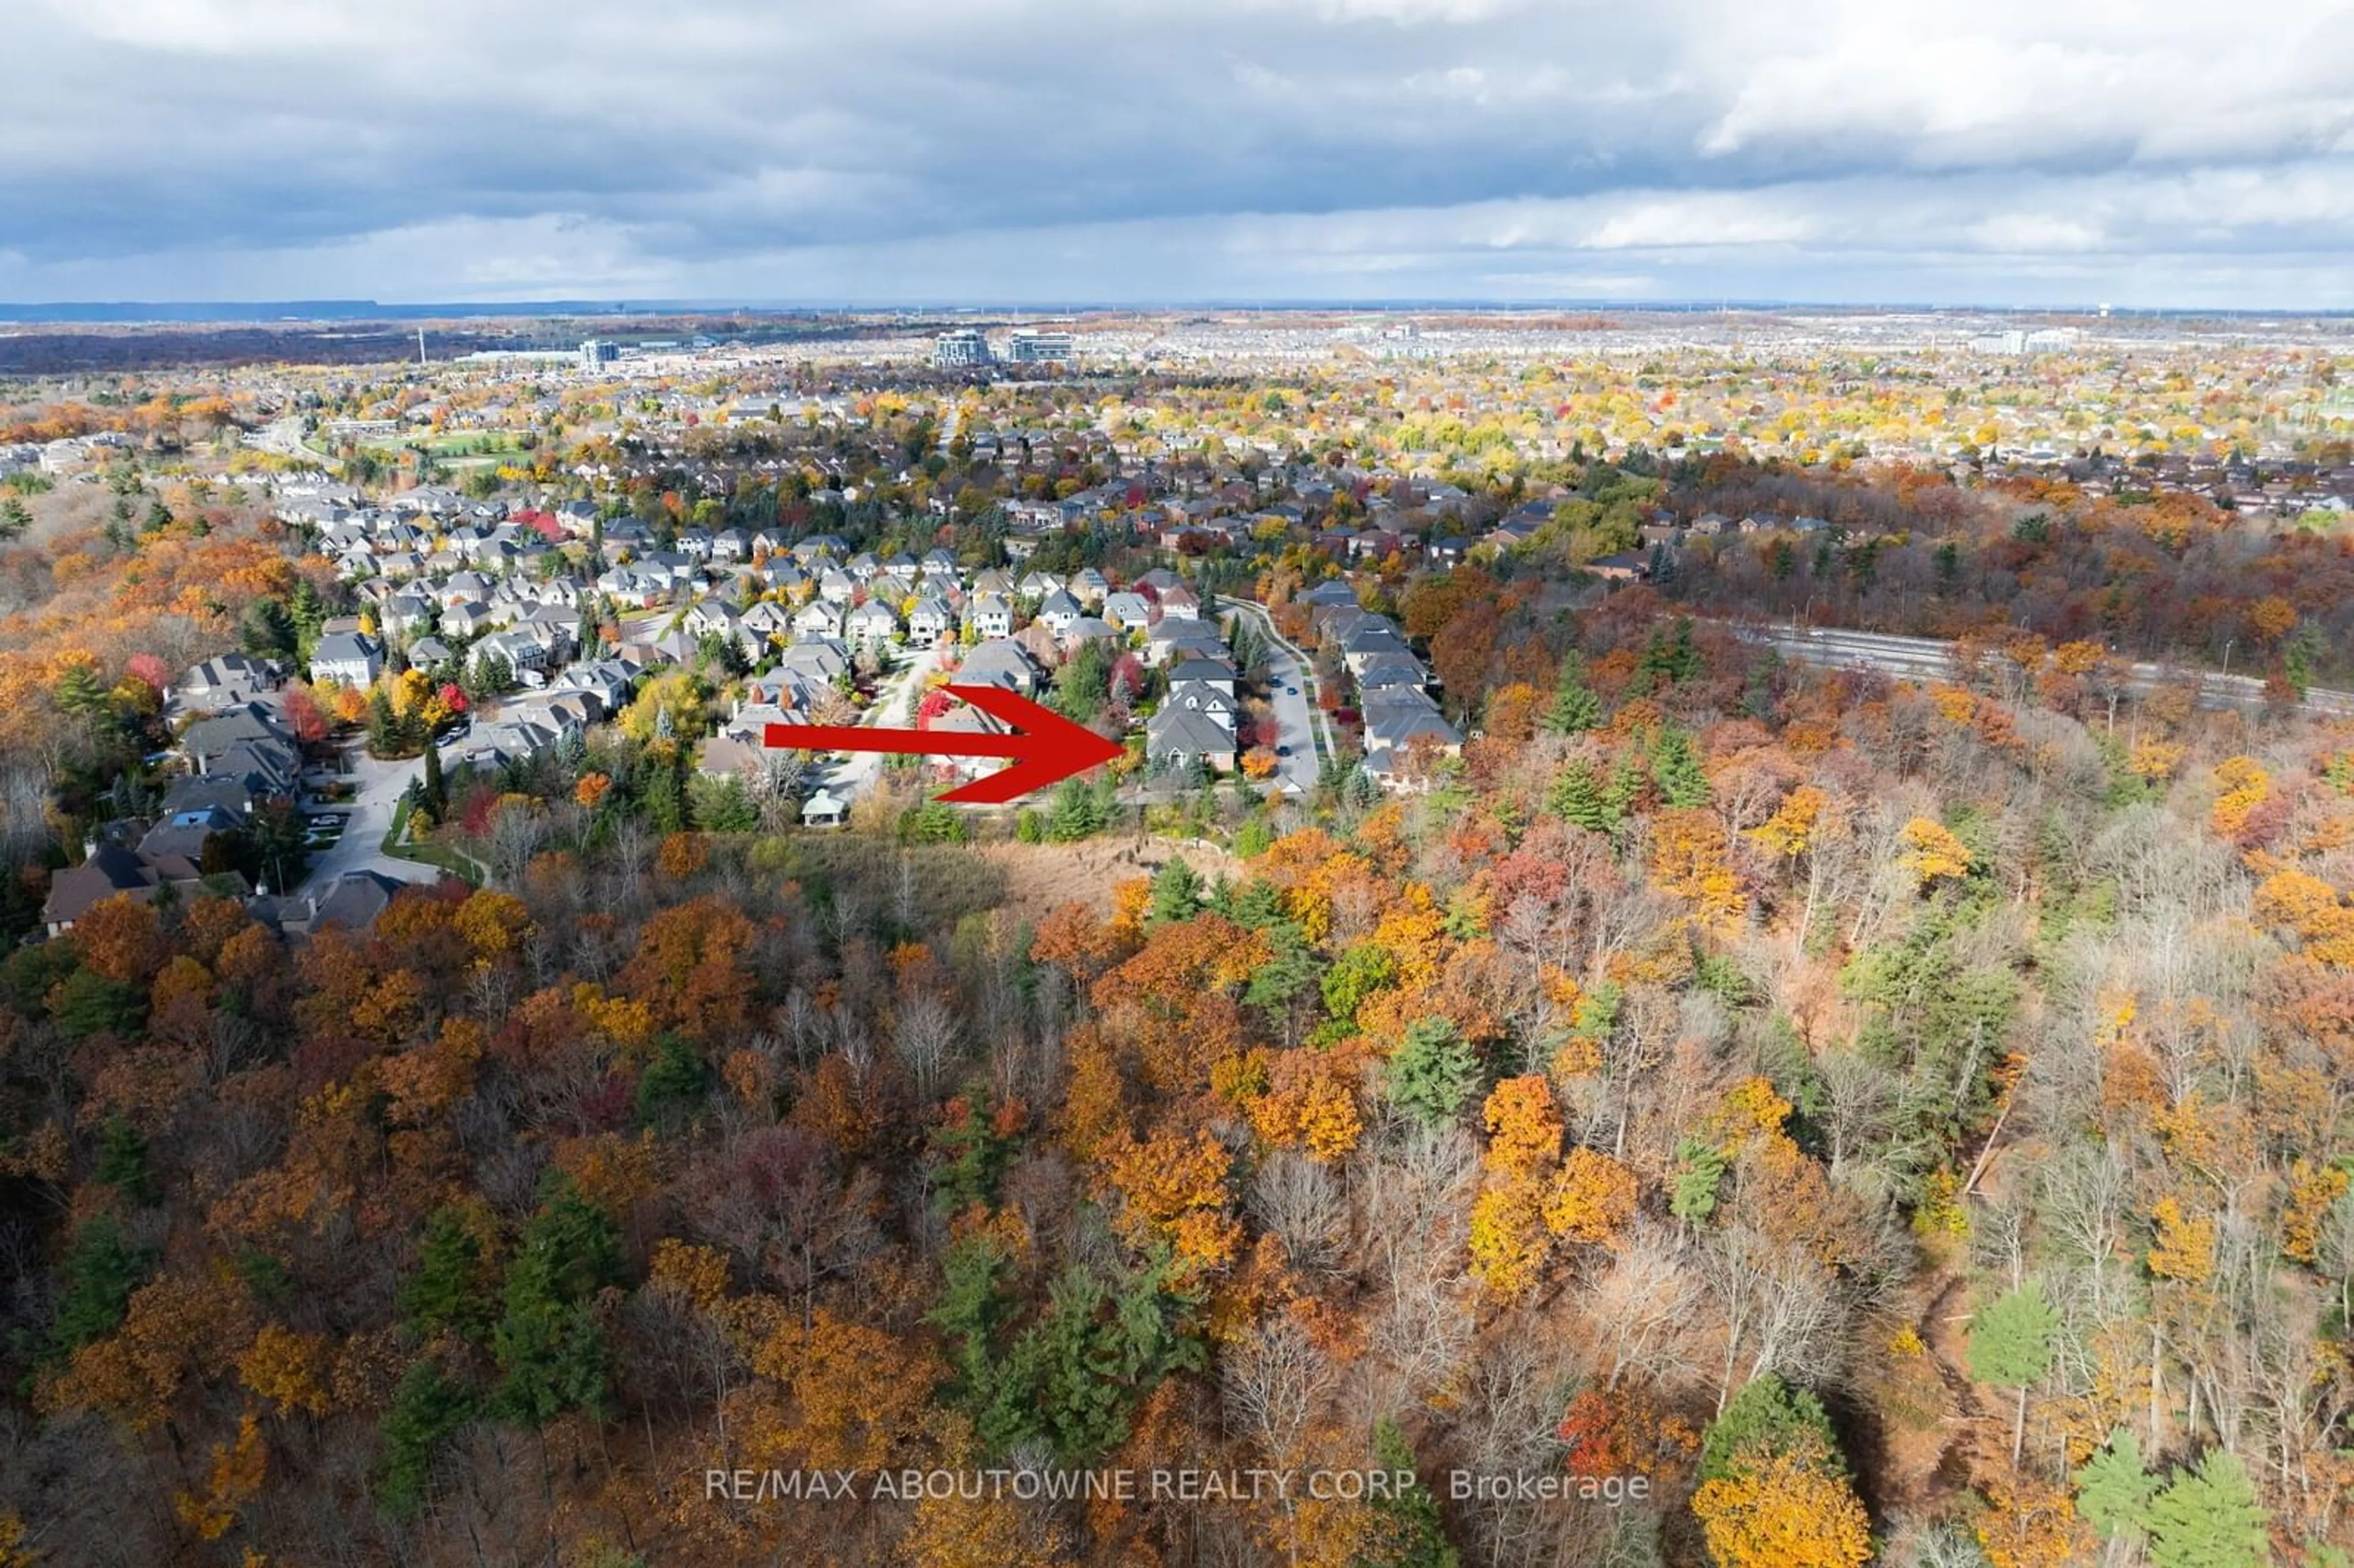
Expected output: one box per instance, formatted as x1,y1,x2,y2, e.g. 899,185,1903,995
765,683,1124,805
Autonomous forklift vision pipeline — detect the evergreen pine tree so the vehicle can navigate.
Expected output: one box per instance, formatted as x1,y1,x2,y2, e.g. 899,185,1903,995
1965,1279,2060,1464
491,1174,623,1424
1670,615,1702,680
1046,777,1097,842
48,1212,149,1360
1699,1372,1843,1483
53,662,112,718
2074,1428,2157,1545
1385,1017,1482,1132
420,739,446,821
1549,758,1613,832
1603,752,1645,822
376,1360,476,1520
639,753,686,833
2146,1448,2269,1568
399,1206,498,1342
1651,726,1712,807
365,688,401,758
240,596,297,659
93,1116,154,1205
1544,658,1602,733
1148,857,1203,924
1365,1417,1461,1567
1670,1136,1727,1225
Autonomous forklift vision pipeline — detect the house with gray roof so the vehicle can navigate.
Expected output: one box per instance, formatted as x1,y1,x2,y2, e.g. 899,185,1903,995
959,638,1042,696
308,630,383,689
1147,706,1238,775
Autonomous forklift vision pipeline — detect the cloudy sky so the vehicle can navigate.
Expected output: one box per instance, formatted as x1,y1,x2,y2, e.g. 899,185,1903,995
4,0,2351,307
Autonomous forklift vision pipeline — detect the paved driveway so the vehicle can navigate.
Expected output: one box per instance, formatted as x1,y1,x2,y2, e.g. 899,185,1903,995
294,745,444,898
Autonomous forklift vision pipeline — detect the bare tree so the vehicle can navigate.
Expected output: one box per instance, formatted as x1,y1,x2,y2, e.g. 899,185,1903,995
1247,1152,1346,1281
893,991,961,1102
1580,1223,1702,1390
1223,1315,1331,1464
1699,1224,1846,1413
484,799,549,886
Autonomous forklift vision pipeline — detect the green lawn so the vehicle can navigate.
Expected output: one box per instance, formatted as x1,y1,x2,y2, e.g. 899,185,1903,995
360,430,531,459
381,799,485,883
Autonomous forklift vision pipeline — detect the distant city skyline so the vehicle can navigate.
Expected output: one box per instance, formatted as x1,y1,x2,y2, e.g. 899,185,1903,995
7,0,2350,310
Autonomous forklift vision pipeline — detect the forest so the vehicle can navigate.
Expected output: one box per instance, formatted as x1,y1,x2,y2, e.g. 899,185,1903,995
3,523,2352,1566
1,383,2352,1563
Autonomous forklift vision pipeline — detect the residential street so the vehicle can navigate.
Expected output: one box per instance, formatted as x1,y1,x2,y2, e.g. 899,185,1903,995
824,641,947,799
293,745,444,899
1218,595,1328,796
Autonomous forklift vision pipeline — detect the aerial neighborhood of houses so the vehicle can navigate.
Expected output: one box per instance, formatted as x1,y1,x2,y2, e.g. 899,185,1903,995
33,309,2348,945
39,438,1478,940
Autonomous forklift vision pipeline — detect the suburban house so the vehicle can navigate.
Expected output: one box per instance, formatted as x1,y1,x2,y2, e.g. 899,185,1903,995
175,654,283,713
968,593,1015,639
40,842,237,937
1146,706,1238,775
846,600,901,649
959,639,1042,696
308,631,384,688
1164,679,1239,731
1103,592,1154,631
908,597,954,642
1588,551,1651,582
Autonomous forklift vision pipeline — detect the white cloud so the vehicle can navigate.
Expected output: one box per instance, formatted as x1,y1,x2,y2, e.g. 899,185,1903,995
1967,214,2106,253
3,0,2350,305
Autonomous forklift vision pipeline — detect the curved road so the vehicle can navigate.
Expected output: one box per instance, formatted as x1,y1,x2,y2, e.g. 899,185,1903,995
1219,595,1331,796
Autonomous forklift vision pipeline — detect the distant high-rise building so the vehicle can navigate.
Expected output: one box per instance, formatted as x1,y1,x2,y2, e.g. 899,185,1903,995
1004,329,1076,364
933,329,992,369
578,338,619,371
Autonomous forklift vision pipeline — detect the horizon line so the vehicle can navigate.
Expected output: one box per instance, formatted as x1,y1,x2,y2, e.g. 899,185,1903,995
5,297,2353,325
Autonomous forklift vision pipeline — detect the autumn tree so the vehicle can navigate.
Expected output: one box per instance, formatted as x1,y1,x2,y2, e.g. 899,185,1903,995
1692,1407,1870,1568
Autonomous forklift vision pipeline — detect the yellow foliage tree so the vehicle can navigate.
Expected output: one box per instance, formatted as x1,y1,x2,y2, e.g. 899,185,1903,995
2147,1197,2215,1284
174,1409,268,1542
1480,1075,1563,1179
1690,1433,1871,1568
2210,756,2270,837
1650,807,1746,934
1748,785,1829,861
2282,1160,2352,1265
1468,1179,1549,1301
1976,1470,2090,1568
1541,1147,1639,1247
2255,868,2354,967
452,888,533,961
1899,817,1973,888
738,1309,942,1473
237,1324,333,1418
2127,737,2185,784
1103,1130,1243,1281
